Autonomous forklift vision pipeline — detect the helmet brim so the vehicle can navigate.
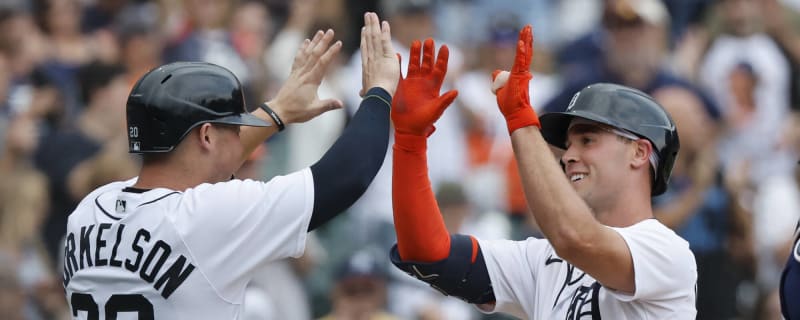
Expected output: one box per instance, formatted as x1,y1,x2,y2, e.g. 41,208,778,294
540,110,617,149
212,112,272,127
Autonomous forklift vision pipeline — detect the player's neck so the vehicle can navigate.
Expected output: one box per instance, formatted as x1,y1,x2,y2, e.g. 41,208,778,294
133,160,211,191
595,204,653,228
592,187,653,228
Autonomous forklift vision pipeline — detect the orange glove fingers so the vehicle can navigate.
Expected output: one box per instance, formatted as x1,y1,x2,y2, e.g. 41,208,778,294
421,38,435,75
414,90,459,138
407,40,422,77
512,26,532,74
432,44,449,88
433,90,458,120
393,132,451,262
392,38,457,137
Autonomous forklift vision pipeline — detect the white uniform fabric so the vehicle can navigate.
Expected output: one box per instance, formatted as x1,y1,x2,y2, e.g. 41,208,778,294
63,168,314,319
478,219,697,319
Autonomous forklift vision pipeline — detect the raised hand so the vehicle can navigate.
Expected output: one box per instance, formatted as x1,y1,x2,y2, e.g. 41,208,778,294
391,38,458,137
491,25,540,133
268,29,343,124
360,12,399,96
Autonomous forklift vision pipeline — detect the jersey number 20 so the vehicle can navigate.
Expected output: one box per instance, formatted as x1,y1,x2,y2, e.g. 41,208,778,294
70,293,154,320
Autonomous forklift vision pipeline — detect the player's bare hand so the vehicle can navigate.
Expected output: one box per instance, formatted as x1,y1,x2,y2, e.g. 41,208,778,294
360,12,399,96
391,38,457,136
268,29,343,124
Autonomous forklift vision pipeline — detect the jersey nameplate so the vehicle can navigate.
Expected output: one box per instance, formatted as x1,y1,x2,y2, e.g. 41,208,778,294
63,223,196,299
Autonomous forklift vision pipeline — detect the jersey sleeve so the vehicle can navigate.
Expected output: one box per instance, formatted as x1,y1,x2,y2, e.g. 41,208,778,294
476,237,549,318
605,221,697,302
172,168,314,300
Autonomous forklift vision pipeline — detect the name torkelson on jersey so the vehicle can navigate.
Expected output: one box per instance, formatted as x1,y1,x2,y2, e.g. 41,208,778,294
63,222,196,299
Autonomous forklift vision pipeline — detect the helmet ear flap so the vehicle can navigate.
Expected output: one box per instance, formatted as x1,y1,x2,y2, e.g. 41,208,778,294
653,142,679,195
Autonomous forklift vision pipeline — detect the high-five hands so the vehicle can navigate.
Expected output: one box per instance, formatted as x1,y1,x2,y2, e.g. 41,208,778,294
391,38,458,137
491,25,541,133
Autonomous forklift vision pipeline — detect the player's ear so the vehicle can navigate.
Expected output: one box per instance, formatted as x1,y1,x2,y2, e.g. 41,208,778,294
197,123,214,151
630,139,652,170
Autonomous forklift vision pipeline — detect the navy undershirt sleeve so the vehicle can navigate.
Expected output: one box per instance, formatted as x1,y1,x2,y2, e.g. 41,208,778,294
308,87,391,231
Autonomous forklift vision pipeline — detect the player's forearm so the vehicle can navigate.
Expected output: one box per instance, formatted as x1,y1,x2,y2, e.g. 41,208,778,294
509,126,600,249
389,131,493,301
307,87,391,230
392,133,451,261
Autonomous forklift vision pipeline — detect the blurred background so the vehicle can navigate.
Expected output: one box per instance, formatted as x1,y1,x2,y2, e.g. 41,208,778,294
0,0,799,319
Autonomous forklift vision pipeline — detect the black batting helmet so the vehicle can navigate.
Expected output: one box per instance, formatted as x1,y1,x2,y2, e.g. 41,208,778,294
539,83,680,196
126,62,270,153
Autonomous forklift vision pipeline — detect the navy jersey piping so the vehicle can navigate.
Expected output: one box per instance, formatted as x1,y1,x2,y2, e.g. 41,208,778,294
138,192,181,208
95,197,121,221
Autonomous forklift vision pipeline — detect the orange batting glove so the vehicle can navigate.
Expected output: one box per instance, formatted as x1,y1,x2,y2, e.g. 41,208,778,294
391,38,457,262
391,38,458,137
492,25,540,134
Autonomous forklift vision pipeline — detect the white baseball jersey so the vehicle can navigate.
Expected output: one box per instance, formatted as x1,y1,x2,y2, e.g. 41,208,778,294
63,168,314,319
478,219,697,319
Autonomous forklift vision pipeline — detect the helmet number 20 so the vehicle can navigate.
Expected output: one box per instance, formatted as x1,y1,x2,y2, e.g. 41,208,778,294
129,126,139,138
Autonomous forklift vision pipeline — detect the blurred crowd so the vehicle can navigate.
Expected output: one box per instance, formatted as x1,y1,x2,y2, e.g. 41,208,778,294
0,0,799,319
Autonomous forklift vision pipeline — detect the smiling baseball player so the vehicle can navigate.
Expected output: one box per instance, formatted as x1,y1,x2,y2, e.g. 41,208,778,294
388,26,697,319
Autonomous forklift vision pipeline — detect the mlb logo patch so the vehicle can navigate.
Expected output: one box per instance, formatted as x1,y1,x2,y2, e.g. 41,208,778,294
115,199,127,213
131,141,141,151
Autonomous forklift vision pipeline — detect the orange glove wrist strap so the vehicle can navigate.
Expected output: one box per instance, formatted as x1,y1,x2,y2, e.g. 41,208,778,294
394,131,428,151
505,104,541,134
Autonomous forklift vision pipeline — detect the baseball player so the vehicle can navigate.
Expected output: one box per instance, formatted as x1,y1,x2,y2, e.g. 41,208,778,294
62,13,399,319
782,220,800,319
389,26,697,319
781,160,800,320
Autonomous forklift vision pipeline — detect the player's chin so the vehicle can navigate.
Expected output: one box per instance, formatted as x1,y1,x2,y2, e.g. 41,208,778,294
571,180,591,198
568,177,585,190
